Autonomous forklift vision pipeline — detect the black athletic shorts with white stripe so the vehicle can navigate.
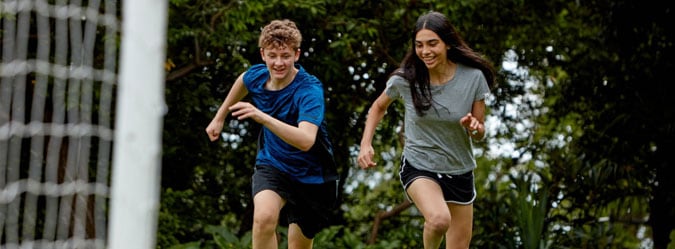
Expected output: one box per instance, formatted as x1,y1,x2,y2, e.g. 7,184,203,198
398,155,476,205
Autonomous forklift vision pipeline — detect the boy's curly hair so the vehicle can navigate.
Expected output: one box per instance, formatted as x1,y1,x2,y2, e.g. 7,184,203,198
258,19,302,50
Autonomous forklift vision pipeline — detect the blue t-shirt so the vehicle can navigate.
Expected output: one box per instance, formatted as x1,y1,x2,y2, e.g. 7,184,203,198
243,64,334,184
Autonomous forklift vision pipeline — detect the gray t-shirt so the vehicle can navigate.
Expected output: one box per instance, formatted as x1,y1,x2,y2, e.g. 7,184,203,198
385,63,490,174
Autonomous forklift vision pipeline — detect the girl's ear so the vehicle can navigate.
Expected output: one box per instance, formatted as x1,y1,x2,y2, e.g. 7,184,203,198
260,48,265,61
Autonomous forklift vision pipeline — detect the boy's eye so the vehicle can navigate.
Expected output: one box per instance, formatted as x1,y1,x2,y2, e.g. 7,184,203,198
266,53,292,59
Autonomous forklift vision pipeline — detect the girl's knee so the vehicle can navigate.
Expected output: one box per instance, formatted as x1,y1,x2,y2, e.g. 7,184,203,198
424,213,451,234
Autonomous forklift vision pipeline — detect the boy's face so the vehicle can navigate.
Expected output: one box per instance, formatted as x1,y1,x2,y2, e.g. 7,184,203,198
260,45,300,82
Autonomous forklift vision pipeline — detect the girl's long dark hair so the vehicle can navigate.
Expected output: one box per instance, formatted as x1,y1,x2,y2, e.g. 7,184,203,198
394,11,496,116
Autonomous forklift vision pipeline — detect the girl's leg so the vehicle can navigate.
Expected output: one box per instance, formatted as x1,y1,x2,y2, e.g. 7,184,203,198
288,223,313,249
252,190,285,249
444,203,473,249
407,178,452,249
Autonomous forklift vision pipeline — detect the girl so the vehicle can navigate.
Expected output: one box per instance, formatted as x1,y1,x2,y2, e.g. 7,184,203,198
358,11,495,249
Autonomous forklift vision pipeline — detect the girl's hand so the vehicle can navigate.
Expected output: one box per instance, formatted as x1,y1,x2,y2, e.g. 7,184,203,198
357,144,377,169
460,112,482,136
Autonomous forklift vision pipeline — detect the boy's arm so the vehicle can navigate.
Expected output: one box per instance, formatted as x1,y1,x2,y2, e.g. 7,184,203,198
228,103,319,152
206,73,248,141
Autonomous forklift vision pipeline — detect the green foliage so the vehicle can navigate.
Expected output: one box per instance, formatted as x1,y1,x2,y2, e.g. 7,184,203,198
172,224,424,249
512,173,549,249
168,242,202,249
204,225,253,249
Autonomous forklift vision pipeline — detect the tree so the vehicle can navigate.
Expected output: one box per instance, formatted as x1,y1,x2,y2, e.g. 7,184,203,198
471,0,674,248
546,1,674,247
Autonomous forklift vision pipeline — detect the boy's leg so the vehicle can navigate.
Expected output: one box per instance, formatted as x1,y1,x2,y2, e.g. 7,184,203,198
288,223,313,249
444,203,473,249
407,178,451,249
253,190,285,249
285,179,337,249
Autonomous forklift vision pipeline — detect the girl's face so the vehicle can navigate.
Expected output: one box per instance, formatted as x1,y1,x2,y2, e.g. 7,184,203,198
415,29,450,71
260,45,300,82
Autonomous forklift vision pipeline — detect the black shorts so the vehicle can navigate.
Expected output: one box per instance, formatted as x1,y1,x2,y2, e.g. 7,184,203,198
251,165,338,239
398,156,476,204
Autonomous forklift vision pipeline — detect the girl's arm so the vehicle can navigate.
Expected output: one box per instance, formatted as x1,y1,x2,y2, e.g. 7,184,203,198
357,92,394,169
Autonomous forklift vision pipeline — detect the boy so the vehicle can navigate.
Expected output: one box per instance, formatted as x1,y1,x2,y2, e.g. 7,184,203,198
205,19,337,249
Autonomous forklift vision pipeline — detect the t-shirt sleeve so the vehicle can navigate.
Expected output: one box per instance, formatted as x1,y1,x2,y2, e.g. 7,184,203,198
296,84,325,126
473,71,491,101
242,64,268,93
384,75,404,99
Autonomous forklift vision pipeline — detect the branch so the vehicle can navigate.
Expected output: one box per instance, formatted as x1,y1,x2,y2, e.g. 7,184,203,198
367,200,413,244
166,37,214,82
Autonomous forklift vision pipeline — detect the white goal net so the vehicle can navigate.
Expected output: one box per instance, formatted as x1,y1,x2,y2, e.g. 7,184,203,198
0,0,166,248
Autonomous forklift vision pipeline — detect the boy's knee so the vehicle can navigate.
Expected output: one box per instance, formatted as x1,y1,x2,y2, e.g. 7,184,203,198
253,211,279,231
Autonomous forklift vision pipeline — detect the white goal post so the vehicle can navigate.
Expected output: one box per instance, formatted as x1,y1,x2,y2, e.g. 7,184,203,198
108,0,168,248
0,0,167,248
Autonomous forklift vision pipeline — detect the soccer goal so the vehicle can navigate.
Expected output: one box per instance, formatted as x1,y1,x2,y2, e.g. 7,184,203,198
0,0,167,248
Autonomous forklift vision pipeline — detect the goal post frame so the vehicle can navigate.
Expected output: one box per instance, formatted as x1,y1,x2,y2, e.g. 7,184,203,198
108,0,168,248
